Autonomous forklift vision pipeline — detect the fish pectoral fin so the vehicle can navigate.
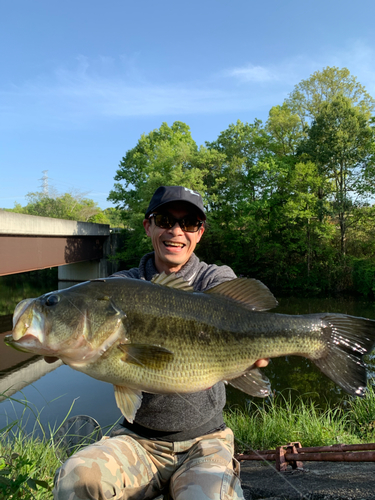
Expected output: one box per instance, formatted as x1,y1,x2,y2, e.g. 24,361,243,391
118,343,174,369
228,369,271,397
114,385,143,423
205,278,278,311
151,272,194,292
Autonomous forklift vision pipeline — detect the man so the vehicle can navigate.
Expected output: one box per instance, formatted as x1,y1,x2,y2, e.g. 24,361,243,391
53,186,268,500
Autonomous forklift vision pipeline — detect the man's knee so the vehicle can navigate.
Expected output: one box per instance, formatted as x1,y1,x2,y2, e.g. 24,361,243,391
53,436,159,500
170,462,244,500
53,453,122,500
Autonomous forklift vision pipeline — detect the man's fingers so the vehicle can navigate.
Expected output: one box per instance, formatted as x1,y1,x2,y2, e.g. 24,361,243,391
254,358,269,368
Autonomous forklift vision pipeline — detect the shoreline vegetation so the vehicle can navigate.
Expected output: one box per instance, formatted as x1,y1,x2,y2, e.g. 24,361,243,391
224,386,375,452
1,387,375,499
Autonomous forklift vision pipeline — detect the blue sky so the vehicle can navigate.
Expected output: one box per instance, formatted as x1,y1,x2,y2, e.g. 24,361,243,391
1,0,375,210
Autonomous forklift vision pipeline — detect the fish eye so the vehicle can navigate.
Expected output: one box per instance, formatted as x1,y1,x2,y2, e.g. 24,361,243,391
45,294,60,306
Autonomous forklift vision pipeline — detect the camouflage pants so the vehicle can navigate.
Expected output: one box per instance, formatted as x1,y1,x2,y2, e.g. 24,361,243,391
53,426,244,500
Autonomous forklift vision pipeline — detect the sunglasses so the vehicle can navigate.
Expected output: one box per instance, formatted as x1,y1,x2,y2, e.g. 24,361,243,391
149,213,203,233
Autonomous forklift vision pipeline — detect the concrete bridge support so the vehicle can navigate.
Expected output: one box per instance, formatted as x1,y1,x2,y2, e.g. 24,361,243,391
58,261,107,289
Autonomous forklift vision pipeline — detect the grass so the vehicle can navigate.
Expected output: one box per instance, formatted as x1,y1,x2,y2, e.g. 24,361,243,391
1,387,375,498
224,385,375,453
0,394,109,500
0,406,61,499
0,429,60,499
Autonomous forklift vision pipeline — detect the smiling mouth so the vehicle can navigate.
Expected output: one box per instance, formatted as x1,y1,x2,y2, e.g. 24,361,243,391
163,241,185,249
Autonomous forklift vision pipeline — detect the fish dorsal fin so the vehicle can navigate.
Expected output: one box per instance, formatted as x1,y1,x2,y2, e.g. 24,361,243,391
151,272,194,292
205,278,278,311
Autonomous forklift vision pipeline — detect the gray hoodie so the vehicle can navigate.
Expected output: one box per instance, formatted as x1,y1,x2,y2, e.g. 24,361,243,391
111,252,237,441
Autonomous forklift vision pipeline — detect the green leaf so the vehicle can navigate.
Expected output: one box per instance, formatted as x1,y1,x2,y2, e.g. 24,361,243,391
27,477,38,490
33,478,51,490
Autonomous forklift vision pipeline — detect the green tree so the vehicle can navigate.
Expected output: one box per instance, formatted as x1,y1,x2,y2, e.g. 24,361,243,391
285,66,375,127
107,72,375,295
205,120,302,283
346,205,375,258
299,95,375,255
12,191,107,223
108,122,208,213
266,104,303,156
102,207,126,228
108,121,221,267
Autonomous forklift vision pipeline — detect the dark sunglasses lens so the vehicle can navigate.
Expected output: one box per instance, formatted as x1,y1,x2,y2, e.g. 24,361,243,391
154,214,173,228
153,214,201,232
180,218,201,232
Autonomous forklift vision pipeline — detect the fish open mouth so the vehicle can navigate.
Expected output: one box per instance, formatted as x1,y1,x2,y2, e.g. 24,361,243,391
13,298,36,330
5,333,46,354
12,307,45,343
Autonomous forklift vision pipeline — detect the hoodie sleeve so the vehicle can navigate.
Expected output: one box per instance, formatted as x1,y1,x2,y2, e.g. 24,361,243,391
109,268,140,279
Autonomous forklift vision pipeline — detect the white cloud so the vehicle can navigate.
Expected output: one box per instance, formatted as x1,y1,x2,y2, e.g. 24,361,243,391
225,42,375,97
226,64,278,83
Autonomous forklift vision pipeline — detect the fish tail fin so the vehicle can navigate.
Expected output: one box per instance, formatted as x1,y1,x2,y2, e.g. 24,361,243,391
313,314,375,397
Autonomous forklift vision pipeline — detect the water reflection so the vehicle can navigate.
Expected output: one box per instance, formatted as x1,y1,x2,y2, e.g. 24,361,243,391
276,295,375,318
0,268,58,316
0,364,121,435
226,295,375,409
0,353,62,401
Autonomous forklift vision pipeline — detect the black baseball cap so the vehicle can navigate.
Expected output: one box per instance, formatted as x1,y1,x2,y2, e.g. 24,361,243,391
145,186,206,220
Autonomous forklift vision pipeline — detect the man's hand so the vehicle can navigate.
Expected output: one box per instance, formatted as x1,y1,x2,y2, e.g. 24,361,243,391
254,358,269,368
44,356,59,364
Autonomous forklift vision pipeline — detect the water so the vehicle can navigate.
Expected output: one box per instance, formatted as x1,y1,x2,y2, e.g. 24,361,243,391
227,295,375,409
0,269,58,316
0,269,122,434
1,274,375,435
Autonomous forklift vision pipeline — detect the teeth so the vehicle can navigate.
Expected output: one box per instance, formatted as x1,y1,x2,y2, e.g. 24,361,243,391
165,242,183,247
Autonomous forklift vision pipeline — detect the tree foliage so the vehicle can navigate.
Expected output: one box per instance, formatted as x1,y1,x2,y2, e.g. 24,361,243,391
298,95,375,254
11,191,121,225
284,66,375,126
108,121,225,266
108,122,207,213
109,68,375,296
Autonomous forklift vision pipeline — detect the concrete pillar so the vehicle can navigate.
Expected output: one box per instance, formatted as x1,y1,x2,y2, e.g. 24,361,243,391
58,261,107,290
57,231,126,289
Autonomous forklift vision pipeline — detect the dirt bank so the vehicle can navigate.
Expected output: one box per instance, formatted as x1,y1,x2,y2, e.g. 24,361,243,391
240,460,375,500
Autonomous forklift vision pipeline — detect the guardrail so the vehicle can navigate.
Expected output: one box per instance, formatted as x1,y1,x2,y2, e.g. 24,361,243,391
235,442,375,471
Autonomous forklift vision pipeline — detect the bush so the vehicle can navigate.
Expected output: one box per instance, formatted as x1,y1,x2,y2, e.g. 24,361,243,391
350,257,375,297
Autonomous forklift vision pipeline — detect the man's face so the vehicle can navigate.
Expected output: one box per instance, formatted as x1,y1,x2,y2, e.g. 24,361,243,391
143,202,205,274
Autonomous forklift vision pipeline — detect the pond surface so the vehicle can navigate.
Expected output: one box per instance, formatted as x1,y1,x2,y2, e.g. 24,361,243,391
1,273,375,436
227,295,375,410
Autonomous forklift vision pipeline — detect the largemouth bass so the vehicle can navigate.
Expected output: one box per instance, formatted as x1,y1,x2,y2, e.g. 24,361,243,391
5,274,375,422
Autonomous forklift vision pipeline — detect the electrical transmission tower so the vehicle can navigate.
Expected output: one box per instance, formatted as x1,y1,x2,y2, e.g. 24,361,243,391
40,170,49,196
